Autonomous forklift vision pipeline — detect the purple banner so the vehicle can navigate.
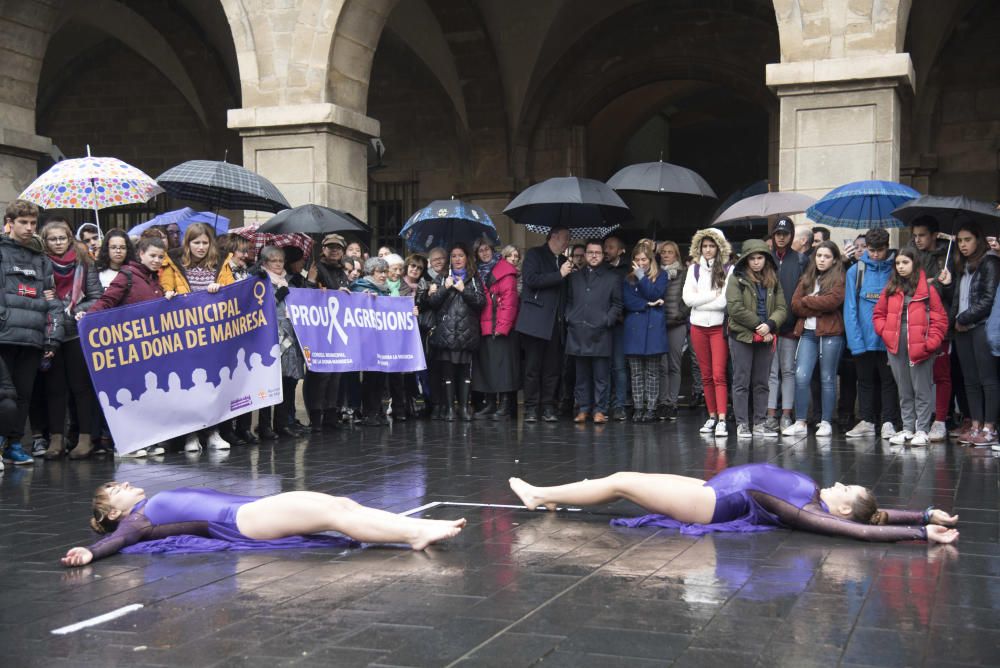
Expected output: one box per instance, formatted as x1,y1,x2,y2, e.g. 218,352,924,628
79,279,282,454
285,288,426,373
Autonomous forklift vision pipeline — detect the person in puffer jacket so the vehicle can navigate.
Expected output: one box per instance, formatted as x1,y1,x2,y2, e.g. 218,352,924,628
426,242,486,421
873,248,949,447
843,228,900,440
0,200,64,466
682,227,733,437
471,237,520,421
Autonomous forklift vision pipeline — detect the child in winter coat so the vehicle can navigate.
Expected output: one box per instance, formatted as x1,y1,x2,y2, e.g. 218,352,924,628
874,249,950,446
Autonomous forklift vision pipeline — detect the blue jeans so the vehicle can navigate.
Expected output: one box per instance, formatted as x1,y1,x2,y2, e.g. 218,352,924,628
610,323,628,409
794,331,844,422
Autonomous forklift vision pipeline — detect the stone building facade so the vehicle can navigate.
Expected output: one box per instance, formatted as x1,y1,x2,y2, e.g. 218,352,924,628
1,1,997,247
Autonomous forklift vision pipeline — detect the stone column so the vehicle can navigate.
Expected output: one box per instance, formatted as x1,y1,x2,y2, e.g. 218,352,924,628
0,100,51,206
228,103,380,222
767,53,914,242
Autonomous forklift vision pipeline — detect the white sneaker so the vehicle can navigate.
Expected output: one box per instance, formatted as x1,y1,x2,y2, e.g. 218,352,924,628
881,422,897,439
121,449,148,458
0,458,5,472
147,444,166,456
910,431,929,446
889,430,914,445
815,421,833,437
846,420,875,437
736,424,752,439
715,420,729,437
184,435,202,452
782,421,807,436
699,418,718,433
928,421,947,442
206,430,231,450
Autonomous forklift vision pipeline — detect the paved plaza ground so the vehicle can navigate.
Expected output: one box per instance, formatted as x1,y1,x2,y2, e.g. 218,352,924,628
1,412,998,667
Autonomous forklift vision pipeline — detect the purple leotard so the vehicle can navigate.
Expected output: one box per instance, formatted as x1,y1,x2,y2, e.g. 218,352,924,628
611,464,927,542
87,488,357,560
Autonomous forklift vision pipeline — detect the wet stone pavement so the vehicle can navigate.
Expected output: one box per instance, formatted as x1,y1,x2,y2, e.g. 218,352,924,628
1,412,998,668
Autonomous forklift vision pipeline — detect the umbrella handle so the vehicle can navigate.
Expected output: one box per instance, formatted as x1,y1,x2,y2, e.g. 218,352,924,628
943,237,952,269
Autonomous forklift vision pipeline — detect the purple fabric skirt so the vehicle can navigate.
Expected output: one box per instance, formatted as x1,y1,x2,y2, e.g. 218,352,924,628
121,522,359,555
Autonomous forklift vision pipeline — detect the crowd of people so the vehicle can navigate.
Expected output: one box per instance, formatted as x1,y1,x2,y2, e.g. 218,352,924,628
1,197,999,468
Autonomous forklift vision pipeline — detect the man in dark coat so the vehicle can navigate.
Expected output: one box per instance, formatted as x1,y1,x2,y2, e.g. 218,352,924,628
566,240,623,423
765,217,807,433
603,235,630,420
514,226,572,422
0,200,64,465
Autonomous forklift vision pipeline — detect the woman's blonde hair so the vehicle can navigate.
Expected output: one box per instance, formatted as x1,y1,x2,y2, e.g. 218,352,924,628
656,240,680,264
629,241,659,283
180,222,220,270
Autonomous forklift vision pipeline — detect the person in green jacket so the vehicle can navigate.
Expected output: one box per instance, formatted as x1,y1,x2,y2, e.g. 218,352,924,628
726,239,788,439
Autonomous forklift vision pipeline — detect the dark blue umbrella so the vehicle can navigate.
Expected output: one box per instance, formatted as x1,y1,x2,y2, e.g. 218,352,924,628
400,199,499,252
806,180,919,229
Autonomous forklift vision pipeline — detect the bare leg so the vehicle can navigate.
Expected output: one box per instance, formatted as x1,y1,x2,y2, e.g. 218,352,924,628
510,472,716,525
235,491,466,550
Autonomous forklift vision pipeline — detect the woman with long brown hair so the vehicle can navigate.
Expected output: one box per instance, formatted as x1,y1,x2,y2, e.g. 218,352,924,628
725,239,787,439
783,240,846,437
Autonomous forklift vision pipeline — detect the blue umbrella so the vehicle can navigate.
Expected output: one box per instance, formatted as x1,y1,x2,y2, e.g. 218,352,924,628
400,199,499,252
806,180,920,229
129,207,229,237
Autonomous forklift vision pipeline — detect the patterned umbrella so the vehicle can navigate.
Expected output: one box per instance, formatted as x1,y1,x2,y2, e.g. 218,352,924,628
806,180,919,229
400,199,499,251
525,223,621,240
156,160,290,213
230,226,314,263
19,151,163,226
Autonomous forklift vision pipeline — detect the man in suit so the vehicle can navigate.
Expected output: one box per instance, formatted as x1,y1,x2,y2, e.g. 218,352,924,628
515,226,573,422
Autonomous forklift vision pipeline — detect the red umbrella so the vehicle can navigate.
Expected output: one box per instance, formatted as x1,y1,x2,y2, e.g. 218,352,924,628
230,226,314,263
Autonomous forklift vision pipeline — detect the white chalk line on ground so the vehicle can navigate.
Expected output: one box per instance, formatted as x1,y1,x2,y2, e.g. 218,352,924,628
51,603,144,635
400,500,584,514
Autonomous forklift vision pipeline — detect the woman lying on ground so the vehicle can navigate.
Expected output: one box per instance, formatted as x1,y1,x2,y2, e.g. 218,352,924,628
509,462,958,543
61,483,466,566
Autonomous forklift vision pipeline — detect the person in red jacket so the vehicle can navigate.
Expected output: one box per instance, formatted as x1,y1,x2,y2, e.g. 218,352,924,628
471,236,520,420
87,237,167,311
873,248,949,446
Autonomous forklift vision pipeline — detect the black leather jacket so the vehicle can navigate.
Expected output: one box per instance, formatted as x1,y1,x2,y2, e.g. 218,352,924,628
427,273,486,351
950,253,1000,328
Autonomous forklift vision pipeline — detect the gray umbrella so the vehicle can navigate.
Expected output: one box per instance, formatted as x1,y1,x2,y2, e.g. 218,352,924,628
503,177,632,229
157,160,291,213
890,195,1000,234
257,204,371,241
713,191,816,225
607,160,716,197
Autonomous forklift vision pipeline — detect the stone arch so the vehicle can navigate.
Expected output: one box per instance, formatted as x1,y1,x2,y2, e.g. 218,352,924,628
773,0,912,62
328,0,399,113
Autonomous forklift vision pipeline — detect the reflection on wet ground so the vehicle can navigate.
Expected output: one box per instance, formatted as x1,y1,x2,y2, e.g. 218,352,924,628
1,414,997,667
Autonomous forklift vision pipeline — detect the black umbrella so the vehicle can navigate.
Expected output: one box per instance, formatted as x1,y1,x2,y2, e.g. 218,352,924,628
606,160,716,197
257,204,371,241
503,177,632,229
890,195,1000,234
157,160,291,213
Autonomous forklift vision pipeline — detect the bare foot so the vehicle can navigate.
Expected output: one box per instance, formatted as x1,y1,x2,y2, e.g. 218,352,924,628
509,477,557,511
410,518,466,550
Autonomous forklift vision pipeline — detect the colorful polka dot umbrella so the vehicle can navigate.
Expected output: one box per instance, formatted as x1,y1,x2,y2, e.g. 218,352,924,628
18,149,164,227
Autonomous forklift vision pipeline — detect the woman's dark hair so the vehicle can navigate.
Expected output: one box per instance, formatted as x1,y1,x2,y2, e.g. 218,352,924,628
95,229,136,271
798,240,845,295
954,220,988,275
90,483,120,534
849,488,887,525
216,232,249,257
448,241,476,273
136,237,166,254
885,247,921,296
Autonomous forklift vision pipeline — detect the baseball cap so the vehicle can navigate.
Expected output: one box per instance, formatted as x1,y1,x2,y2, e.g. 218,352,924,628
322,233,346,248
770,217,794,237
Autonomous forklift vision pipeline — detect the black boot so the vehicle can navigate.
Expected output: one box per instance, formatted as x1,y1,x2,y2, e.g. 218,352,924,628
308,410,323,434
442,382,456,421
492,393,513,420
474,396,497,419
457,380,473,422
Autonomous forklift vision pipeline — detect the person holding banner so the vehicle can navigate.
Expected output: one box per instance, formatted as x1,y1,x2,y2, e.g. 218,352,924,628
61,481,467,566
472,237,520,420
37,219,105,460
159,223,235,452
426,243,486,421
351,257,394,426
